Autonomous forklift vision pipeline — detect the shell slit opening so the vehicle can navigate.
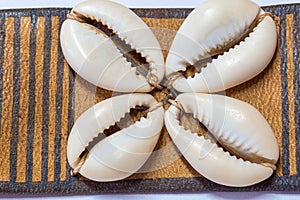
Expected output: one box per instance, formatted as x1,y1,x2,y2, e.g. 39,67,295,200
87,105,149,150
178,9,266,80
178,110,276,169
181,56,217,79
179,111,216,142
68,11,150,78
72,105,150,175
220,139,278,169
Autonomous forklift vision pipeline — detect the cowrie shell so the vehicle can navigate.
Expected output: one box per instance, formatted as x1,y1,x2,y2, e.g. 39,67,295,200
61,0,280,187
67,93,164,182
164,93,279,187
60,0,164,92
166,0,277,93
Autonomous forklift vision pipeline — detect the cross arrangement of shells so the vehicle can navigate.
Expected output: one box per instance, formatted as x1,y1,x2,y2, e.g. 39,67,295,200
60,0,279,187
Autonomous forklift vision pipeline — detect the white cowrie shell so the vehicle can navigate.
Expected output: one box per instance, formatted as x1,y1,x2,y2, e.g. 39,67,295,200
164,93,279,187
67,94,164,182
166,0,277,93
60,0,164,92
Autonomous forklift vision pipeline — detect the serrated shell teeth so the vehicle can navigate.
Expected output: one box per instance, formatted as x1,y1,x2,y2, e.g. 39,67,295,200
62,0,279,187
67,93,164,182
60,0,164,92
164,93,279,187
166,0,277,93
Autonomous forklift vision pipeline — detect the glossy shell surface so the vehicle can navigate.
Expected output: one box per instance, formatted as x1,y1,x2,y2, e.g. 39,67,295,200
164,93,279,187
62,0,279,187
67,94,164,181
61,0,164,92
166,0,277,93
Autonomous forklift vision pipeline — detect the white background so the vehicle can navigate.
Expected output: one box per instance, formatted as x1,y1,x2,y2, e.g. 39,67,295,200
0,0,300,199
